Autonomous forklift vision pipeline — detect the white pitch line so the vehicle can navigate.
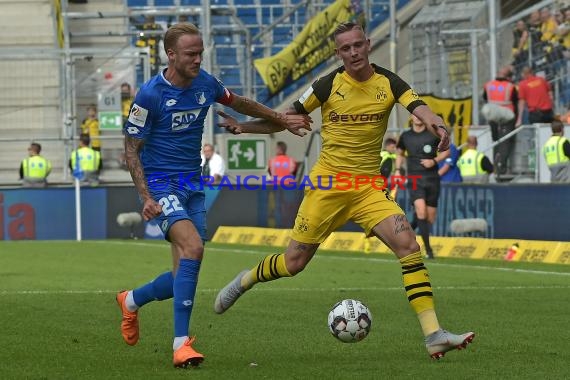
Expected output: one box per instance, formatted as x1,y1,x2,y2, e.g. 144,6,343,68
1,285,569,296
97,240,570,277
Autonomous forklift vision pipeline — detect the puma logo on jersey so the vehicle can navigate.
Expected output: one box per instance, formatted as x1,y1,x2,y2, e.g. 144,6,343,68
335,91,345,100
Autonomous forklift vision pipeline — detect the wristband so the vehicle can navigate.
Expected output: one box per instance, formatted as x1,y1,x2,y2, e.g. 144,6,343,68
437,125,448,133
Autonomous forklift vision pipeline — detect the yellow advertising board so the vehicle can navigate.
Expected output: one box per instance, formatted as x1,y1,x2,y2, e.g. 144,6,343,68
212,226,569,265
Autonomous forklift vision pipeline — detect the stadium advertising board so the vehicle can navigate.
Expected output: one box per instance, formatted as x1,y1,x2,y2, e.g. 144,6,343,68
0,188,106,240
206,184,570,242
1,183,568,242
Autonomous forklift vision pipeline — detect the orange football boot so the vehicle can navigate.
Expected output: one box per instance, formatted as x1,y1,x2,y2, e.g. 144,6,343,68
116,290,139,346
173,337,204,368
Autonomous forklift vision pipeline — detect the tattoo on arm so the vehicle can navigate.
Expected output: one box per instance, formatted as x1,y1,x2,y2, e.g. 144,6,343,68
124,136,151,200
231,94,284,123
394,214,411,235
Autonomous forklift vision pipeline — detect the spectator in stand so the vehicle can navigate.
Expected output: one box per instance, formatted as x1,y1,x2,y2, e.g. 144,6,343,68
558,8,570,50
201,143,225,185
555,8,570,107
516,66,555,126
512,20,529,67
118,83,135,171
69,133,102,187
438,142,462,183
134,16,163,76
542,119,570,183
540,7,559,44
121,82,134,125
553,8,564,28
19,142,52,188
528,10,543,42
526,10,546,67
457,136,494,184
482,65,518,175
80,104,101,152
268,141,297,184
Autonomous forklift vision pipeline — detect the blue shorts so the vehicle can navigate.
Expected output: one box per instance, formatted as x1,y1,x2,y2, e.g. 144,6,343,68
148,175,206,241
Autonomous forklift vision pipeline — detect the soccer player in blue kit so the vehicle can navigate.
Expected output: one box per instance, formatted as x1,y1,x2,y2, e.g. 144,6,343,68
117,23,311,368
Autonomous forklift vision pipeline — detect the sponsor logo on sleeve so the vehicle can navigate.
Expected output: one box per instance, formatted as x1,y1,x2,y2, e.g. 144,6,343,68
128,104,148,127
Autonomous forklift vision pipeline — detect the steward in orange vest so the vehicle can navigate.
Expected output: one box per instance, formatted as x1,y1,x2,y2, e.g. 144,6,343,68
268,141,297,186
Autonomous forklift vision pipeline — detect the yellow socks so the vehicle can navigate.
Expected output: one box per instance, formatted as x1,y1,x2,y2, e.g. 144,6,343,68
241,254,291,290
400,251,440,336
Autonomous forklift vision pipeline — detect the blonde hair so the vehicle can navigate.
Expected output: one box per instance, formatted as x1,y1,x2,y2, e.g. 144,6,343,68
163,23,201,54
333,22,365,38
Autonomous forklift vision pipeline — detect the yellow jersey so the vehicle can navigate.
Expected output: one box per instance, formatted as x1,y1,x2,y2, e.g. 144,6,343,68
293,64,424,176
80,118,101,149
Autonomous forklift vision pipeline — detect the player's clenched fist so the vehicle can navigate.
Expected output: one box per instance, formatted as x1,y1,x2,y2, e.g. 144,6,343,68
142,198,162,221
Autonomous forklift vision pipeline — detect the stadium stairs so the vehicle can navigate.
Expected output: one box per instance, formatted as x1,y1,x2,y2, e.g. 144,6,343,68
0,0,63,185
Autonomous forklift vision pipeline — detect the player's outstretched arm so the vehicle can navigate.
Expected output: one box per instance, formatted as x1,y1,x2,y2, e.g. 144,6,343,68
412,105,450,152
124,135,161,221
225,95,312,136
217,107,312,137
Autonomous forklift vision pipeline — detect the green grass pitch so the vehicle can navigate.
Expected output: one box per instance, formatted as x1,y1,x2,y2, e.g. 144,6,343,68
1,240,569,379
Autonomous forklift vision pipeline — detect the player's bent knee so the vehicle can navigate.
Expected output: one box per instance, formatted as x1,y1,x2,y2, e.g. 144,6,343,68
179,245,204,260
394,239,421,257
285,257,309,276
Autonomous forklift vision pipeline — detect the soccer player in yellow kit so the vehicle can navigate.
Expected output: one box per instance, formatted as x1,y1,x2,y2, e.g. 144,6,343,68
214,22,474,359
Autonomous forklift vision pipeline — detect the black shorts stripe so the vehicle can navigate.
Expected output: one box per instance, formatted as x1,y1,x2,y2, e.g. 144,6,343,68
407,291,433,302
404,282,432,292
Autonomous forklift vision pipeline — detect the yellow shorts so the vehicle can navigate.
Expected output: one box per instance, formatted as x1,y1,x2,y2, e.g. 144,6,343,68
290,174,404,244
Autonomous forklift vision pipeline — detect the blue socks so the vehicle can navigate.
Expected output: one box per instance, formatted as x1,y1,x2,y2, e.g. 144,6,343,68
129,259,201,339
132,271,174,307
173,258,201,338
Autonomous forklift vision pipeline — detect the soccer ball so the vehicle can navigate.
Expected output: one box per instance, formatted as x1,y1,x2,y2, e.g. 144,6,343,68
328,299,372,343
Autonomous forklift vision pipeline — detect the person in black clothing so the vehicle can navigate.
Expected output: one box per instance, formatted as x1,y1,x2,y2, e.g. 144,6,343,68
396,115,450,259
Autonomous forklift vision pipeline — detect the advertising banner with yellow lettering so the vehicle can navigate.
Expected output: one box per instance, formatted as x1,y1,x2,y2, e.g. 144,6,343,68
212,226,570,265
254,0,363,95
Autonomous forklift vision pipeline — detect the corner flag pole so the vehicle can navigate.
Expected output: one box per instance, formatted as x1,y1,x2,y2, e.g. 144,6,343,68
75,176,82,241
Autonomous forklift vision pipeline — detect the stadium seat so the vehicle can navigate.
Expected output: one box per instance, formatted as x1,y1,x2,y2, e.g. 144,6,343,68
219,68,243,86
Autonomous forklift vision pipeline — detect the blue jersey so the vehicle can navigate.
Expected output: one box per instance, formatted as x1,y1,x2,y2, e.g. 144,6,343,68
124,69,232,176
439,143,462,183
